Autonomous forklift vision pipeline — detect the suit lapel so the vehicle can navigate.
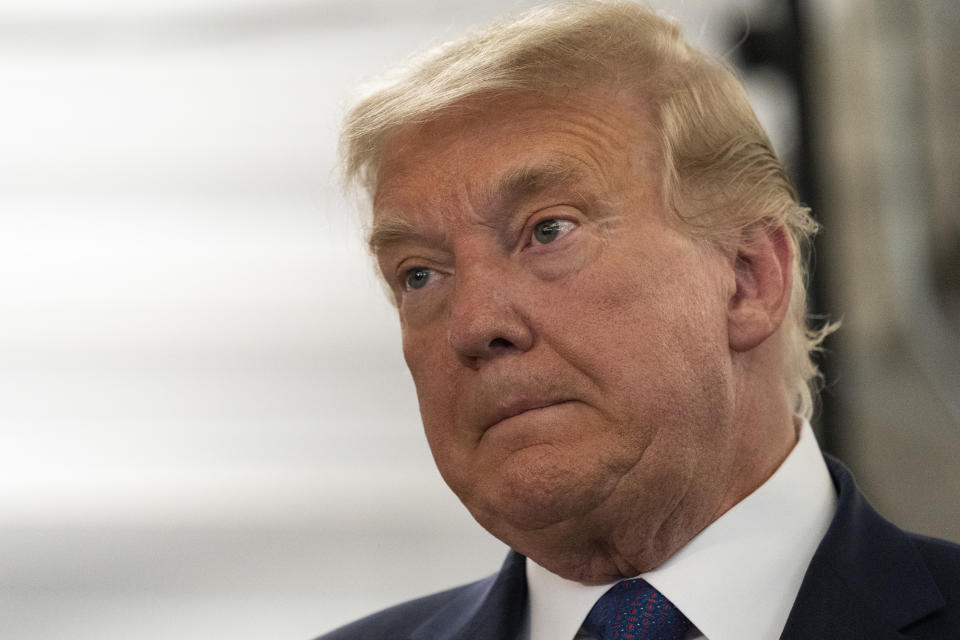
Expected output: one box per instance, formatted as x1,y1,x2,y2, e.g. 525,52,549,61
780,455,944,639
409,550,528,640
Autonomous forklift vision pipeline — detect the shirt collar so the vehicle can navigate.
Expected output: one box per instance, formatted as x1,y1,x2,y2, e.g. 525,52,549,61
525,420,838,640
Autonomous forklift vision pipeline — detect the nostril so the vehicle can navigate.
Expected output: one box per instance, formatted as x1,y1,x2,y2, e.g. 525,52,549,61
489,337,514,350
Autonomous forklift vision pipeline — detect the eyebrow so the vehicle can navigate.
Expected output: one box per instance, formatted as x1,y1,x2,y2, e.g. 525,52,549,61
366,216,430,254
367,161,587,255
491,162,582,213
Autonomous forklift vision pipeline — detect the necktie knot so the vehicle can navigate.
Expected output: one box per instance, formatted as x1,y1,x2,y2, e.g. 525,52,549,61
582,579,691,640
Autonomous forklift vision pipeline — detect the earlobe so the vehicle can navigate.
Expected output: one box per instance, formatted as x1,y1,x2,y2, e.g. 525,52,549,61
727,224,793,353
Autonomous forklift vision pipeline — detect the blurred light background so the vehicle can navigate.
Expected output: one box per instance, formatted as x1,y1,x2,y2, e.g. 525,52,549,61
0,1,956,638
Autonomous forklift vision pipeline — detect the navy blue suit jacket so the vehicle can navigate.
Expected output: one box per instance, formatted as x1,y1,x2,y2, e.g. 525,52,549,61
318,456,960,639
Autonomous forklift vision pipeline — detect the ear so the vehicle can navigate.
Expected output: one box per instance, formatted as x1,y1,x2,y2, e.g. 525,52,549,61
727,224,793,353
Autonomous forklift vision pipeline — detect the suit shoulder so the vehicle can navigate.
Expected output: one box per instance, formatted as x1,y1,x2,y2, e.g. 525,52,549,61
911,532,960,592
908,532,960,634
314,575,496,640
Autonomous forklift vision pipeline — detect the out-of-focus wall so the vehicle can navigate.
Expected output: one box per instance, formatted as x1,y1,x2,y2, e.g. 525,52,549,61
808,0,960,542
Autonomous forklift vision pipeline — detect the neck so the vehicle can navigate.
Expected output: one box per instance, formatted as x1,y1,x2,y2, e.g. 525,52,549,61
715,343,799,520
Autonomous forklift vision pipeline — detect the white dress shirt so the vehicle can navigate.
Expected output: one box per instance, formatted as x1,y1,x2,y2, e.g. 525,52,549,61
524,421,837,640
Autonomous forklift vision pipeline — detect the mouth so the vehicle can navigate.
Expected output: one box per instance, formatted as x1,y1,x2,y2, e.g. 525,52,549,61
484,397,574,431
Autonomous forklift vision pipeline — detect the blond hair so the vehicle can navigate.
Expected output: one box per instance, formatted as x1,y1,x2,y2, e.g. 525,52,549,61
340,0,836,420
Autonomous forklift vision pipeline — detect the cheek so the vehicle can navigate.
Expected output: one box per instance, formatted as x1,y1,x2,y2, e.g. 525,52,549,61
401,328,467,459
553,243,731,405
402,332,449,416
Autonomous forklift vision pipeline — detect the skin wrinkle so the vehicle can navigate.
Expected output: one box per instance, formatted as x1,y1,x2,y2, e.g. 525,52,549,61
486,415,652,539
370,90,637,266
597,406,707,575
377,171,566,251
375,87,795,584
556,444,690,580
377,165,617,307
501,329,710,570
588,457,670,578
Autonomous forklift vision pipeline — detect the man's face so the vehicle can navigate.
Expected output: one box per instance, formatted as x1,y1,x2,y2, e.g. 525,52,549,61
372,90,743,582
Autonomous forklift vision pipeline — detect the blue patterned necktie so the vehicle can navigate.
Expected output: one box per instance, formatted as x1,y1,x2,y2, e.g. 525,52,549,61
582,579,692,640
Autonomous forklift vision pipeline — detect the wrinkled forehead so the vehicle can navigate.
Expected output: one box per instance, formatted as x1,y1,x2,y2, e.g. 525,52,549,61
371,88,659,220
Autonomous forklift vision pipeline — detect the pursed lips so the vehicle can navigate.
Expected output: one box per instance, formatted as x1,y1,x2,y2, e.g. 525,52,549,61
484,396,573,431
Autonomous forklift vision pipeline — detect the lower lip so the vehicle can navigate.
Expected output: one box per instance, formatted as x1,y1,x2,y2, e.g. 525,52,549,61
484,401,578,438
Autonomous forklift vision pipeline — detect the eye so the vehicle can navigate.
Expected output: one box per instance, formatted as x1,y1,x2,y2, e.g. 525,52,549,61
404,266,433,290
532,218,576,245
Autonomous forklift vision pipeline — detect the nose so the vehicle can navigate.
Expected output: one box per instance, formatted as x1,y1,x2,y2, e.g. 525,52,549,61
447,261,535,367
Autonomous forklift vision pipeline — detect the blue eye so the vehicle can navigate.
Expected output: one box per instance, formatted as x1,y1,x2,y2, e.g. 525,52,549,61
532,218,575,245
405,267,432,290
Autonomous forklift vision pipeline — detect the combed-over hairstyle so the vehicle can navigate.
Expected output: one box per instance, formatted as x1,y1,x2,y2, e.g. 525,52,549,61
339,0,836,420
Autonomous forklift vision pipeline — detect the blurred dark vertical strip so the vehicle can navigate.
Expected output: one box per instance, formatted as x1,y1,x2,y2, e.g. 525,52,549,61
733,0,839,454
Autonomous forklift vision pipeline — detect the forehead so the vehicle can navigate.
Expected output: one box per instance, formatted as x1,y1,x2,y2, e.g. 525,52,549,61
372,89,658,225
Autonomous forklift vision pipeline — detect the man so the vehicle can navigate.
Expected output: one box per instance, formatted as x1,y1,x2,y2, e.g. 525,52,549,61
322,2,960,638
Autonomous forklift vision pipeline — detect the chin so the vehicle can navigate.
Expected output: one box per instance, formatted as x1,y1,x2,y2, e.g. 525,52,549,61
462,444,612,534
